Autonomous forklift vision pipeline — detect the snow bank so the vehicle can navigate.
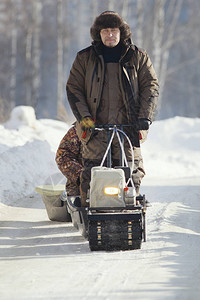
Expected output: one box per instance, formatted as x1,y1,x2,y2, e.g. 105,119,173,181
0,140,56,203
0,106,200,205
0,106,69,204
3,106,37,130
142,116,200,179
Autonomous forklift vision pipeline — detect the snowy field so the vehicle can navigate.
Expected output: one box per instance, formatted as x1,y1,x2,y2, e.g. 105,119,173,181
0,106,200,300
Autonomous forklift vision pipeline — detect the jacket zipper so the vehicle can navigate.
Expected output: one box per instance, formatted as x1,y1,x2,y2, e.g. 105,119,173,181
89,63,98,98
95,55,105,110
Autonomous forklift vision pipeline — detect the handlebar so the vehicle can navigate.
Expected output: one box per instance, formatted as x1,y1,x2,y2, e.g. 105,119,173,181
94,124,135,129
93,121,150,131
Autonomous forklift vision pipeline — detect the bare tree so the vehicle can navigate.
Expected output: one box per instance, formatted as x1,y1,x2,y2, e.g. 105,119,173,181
25,27,33,106
9,0,18,109
57,0,63,113
92,0,98,21
136,0,144,46
152,0,165,76
148,0,183,116
22,0,33,106
32,0,42,108
121,0,130,20
108,0,115,11
159,0,183,100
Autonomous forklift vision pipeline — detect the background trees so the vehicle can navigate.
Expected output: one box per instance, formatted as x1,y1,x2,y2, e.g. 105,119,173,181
0,0,200,122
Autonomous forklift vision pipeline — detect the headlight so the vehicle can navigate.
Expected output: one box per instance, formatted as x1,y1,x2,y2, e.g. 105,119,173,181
104,187,119,195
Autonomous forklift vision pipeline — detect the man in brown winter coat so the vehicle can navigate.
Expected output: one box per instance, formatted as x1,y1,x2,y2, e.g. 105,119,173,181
66,11,159,206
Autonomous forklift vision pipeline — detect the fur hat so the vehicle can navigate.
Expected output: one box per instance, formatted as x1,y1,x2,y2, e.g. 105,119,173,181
90,11,131,42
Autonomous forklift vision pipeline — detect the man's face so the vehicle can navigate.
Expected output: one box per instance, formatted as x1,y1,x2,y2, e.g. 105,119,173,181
100,28,120,47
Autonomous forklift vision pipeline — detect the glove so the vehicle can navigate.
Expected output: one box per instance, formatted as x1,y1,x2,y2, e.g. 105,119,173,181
80,116,95,131
138,118,150,130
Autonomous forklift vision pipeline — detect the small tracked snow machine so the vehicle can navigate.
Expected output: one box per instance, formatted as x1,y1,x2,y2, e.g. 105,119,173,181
62,125,147,251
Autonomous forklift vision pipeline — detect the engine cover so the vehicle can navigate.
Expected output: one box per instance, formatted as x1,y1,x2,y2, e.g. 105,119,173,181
89,167,126,207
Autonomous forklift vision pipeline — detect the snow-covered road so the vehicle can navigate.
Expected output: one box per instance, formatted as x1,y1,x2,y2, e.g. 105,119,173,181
1,107,200,299
1,178,199,300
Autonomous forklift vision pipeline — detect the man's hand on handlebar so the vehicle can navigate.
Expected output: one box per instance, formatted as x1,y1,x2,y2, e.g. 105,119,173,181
80,116,95,131
138,118,150,130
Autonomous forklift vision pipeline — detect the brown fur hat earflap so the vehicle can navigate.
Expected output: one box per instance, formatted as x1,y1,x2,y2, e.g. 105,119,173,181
90,11,131,42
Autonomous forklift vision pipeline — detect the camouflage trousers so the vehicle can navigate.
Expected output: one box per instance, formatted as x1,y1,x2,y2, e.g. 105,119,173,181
55,126,83,196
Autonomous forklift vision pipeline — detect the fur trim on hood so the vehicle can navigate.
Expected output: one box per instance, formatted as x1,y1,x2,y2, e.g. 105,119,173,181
90,11,131,42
